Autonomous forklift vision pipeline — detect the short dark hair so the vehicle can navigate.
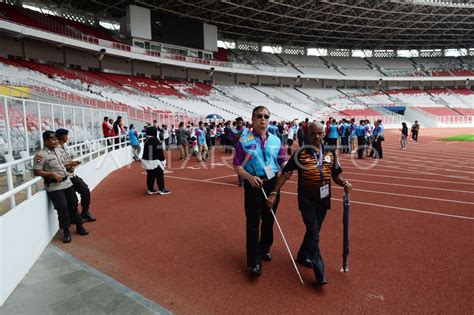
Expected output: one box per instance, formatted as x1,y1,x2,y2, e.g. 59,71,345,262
251,106,269,117
104,116,108,121
236,116,244,122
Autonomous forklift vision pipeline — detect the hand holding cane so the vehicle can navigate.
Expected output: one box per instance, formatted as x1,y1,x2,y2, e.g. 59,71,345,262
261,187,305,285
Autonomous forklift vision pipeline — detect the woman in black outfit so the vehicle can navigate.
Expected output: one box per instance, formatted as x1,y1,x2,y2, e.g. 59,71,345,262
400,122,408,150
141,127,171,195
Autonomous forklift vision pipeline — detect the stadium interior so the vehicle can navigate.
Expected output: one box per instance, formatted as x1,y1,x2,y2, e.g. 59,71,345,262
0,0,473,312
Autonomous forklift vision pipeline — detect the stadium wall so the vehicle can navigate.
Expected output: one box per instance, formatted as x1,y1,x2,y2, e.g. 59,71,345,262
0,35,22,58
161,65,188,80
0,145,138,306
24,38,63,63
102,55,133,74
66,47,100,70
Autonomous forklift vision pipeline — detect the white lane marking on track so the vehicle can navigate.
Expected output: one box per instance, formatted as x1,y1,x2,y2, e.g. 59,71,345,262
339,155,474,174
283,181,474,204
165,175,474,220
204,174,236,181
342,164,474,181
286,178,474,194
445,141,458,145
380,145,474,157
342,171,474,185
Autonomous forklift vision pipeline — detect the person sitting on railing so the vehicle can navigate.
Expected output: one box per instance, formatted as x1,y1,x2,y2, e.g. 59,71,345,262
55,128,97,223
33,130,89,243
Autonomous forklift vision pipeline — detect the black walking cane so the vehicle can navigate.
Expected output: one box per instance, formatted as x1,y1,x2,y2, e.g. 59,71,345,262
341,192,350,272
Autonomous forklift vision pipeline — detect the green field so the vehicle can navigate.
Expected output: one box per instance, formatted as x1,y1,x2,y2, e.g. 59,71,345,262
440,134,474,141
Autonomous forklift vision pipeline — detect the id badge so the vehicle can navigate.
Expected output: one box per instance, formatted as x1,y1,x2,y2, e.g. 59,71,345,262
320,184,329,199
264,164,275,180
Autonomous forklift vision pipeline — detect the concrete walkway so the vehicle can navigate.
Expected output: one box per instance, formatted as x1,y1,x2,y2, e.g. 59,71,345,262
1,245,171,315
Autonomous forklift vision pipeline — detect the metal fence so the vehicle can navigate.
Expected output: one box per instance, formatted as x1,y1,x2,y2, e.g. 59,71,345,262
0,95,128,160
0,134,130,215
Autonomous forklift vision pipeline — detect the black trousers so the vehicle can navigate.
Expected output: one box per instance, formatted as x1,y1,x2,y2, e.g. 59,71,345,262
298,203,328,277
370,139,383,159
287,139,294,155
357,136,366,159
48,187,81,229
340,137,349,153
327,138,337,151
412,131,418,141
70,175,90,213
147,167,165,191
244,177,280,267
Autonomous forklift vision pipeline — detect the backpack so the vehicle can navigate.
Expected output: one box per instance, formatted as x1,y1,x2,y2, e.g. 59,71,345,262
344,124,351,137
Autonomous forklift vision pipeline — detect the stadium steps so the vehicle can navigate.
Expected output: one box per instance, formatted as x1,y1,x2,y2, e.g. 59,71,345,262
447,89,471,106
251,86,312,117
251,86,287,104
318,57,346,76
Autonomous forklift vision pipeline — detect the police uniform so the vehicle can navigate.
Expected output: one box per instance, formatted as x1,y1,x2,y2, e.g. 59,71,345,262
55,128,95,222
282,146,343,282
356,124,366,159
233,130,286,269
33,144,82,230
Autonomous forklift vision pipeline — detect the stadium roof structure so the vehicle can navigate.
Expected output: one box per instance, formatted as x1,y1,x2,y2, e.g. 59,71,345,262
37,0,474,50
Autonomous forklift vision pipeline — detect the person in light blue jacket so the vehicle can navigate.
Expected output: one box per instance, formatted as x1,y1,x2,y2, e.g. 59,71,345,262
129,124,141,162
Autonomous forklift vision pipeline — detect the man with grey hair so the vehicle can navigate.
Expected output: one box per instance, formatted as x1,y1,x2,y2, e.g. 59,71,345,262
267,122,352,285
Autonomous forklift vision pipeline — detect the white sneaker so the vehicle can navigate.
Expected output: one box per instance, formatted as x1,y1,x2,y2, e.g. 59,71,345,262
158,189,171,195
147,190,159,195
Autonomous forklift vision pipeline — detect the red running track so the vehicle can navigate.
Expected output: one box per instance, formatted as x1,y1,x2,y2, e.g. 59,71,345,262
56,128,474,313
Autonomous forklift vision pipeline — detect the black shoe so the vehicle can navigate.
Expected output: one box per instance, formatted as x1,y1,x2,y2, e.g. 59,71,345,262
62,228,72,243
81,211,96,222
313,265,328,285
248,264,262,276
297,257,313,268
317,274,328,286
76,224,89,236
262,252,272,262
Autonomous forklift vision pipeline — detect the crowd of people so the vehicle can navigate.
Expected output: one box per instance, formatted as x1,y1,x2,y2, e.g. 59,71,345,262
34,110,421,287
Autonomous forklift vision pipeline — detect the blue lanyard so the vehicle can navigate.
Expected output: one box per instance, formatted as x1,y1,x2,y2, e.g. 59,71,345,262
255,134,268,163
312,148,326,185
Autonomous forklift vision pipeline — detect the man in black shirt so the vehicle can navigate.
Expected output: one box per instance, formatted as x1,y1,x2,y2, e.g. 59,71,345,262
266,122,352,285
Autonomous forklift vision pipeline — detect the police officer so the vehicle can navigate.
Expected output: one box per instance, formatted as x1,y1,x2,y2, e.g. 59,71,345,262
327,119,339,151
266,122,352,285
369,120,384,159
233,106,287,276
55,128,96,222
356,120,366,159
33,131,89,243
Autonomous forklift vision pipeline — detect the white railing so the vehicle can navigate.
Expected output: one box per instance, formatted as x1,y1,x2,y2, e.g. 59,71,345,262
0,95,128,157
436,115,473,125
0,135,129,213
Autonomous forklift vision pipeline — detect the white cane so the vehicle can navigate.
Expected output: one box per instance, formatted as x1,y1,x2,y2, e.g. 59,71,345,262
261,187,305,285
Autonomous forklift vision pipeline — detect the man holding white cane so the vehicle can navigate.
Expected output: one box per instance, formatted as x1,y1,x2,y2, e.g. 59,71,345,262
267,122,352,285
233,106,287,277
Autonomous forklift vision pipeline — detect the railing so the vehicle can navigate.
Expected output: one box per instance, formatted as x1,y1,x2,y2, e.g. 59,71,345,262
0,134,128,214
0,95,128,158
0,79,204,128
436,115,473,125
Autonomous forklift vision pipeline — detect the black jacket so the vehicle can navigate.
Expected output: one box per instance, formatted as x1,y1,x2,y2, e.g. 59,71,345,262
142,136,165,161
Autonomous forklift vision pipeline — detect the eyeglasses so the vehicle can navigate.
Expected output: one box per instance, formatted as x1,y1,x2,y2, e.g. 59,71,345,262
255,114,270,119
